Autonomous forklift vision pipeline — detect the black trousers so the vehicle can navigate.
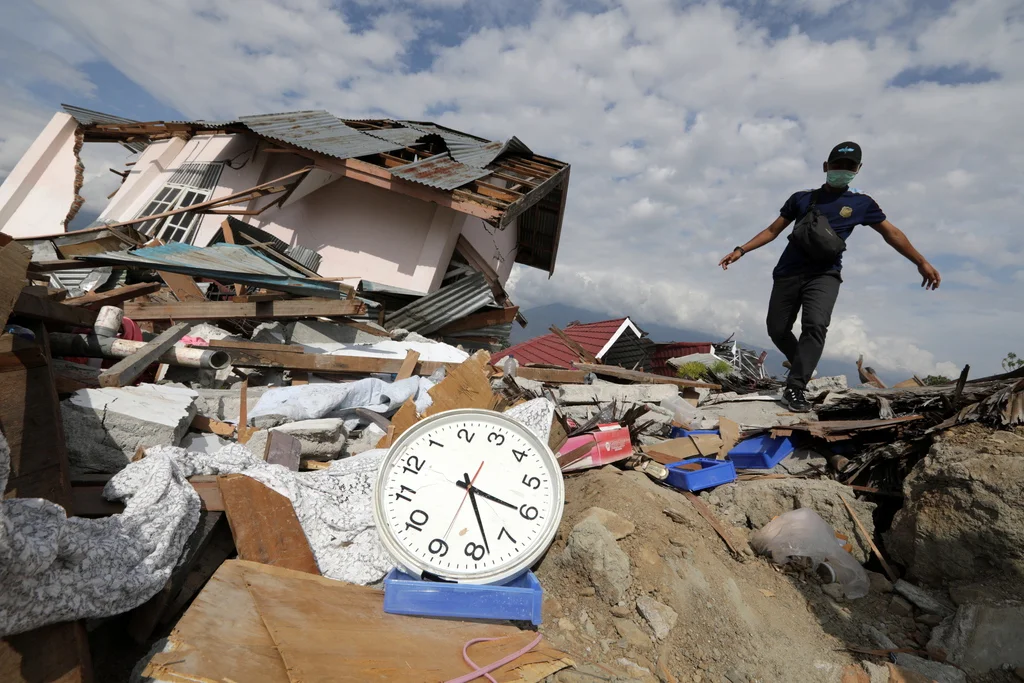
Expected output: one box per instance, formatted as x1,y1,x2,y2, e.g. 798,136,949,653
766,273,841,391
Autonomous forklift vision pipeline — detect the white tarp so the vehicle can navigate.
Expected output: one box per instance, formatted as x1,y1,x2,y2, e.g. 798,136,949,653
301,339,470,364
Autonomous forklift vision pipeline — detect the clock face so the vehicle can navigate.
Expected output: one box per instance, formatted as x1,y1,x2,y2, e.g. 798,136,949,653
373,409,564,584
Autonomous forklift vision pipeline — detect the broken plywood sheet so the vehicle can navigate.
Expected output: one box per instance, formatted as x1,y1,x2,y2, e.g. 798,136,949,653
642,433,724,464
144,560,572,683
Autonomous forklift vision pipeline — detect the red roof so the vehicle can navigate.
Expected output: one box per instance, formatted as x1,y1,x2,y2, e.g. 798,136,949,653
492,318,629,368
649,341,713,376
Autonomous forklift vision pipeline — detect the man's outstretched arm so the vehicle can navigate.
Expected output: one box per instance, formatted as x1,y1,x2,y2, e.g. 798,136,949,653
719,215,792,269
869,220,941,290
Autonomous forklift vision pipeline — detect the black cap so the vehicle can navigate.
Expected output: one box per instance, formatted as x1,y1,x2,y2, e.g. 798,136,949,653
828,141,862,164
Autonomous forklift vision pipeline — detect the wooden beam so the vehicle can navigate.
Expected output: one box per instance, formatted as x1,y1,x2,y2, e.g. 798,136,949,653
230,292,290,303
549,324,599,364
499,165,570,229
333,315,391,338
0,241,30,327
395,350,420,380
573,362,720,390
158,271,206,302
207,339,306,354
99,321,192,388
514,367,586,384
123,298,366,321
13,291,98,327
71,476,225,516
435,306,519,336
191,414,236,438
222,347,458,376
64,282,162,309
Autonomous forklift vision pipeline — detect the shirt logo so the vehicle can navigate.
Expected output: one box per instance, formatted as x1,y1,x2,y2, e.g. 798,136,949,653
839,206,853,218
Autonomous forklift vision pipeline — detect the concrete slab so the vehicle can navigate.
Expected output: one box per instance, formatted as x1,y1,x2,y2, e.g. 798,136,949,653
270,418,347,460
287,319,388,346
193,386,272,422
556,382,678,406
61,384,198,474
181,432,230,454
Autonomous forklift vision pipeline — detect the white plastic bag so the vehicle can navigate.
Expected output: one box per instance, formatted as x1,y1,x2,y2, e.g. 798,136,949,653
660,394,717,430
750,507,869,599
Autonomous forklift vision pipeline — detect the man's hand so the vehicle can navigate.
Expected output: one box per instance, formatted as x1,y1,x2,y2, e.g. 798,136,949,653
918,262,941,290
719,249,743,270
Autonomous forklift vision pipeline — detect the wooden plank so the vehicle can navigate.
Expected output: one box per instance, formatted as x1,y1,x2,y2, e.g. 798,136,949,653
71,477,225,516
0,240,31,327
642,434,723,464
264,432,301,471
158,519,236,628
231,292,291,303
573,363,720,390
63,282,162,308
158,271,206,302
220,219,245,297
12,291,98,327
222,347,458,376
498,164,570,228
207,339,306,354
515,366,586,384
0,621,93,683
123,298,366,320
435,306,519,335
218,474,319,573
840,495,898,583
395,350,420,381
191,414,236,438
98,321,192,388
549,324,599,364
238,378,255,444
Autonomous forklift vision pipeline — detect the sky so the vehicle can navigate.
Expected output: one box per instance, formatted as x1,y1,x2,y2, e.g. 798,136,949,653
0,0,1021,378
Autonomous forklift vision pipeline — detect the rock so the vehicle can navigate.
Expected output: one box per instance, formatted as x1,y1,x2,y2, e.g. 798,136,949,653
557,617,575,631
580,506,636,540
840,664,870,683
892,654,966,683
579,586,596,597
556,382,679,406
613,618,651,649
61,384,198,474
242,429,271,460
251,321,288,345
886,433,1024,586
865,625,898,650
705,478,877,562
562,517,632,605
270,418,347,459
805,375,848,395
928,603,1024,675
344,424,385,456
181,432,229,454
822,583,846,601
287,319,388,345
860,661,890,683
868,571,894,594
890,596,915,617
193,386,271,421
894,580,955,617
610,605,631,618
635,596,677,640
916,613,943,627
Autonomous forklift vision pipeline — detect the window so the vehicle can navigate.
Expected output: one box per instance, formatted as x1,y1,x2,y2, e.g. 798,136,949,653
136,162,224,244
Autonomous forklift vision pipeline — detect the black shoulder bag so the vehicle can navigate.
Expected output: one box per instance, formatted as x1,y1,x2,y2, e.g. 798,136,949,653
789,191,847,264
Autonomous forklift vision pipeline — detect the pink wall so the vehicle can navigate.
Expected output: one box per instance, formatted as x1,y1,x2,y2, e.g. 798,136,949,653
460,214,518,283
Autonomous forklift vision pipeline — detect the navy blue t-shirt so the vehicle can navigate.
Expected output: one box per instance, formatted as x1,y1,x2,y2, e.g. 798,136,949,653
773,185,886,279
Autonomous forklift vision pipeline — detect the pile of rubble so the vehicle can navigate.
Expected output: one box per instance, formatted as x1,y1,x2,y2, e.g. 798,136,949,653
1,223,1023,682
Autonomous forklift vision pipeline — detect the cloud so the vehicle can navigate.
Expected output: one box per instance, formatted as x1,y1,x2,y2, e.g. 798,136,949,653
2,0,1021,377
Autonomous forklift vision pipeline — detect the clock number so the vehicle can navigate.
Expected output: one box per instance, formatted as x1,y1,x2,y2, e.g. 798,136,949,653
519,504,539,520
428,439,444,448
487,431,505,446
405,509,429,532
521,474,540,490
498,527,517,544
428,539,449,557
464,542,486,561
457,428,475,443
394,485,416,502
512,448,528,463
402,455,425,475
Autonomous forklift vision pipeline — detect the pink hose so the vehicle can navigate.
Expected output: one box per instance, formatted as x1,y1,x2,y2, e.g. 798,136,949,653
444,633,544,683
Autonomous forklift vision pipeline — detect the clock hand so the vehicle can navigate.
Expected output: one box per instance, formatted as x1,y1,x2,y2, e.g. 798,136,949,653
442,462,484,540
465,478,490,554
456,480,516,510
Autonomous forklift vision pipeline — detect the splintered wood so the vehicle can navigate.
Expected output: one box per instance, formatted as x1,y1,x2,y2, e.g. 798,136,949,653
143,560,572,683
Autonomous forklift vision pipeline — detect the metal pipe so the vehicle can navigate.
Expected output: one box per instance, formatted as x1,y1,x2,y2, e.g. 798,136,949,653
94,306,123,337
50,333,230,371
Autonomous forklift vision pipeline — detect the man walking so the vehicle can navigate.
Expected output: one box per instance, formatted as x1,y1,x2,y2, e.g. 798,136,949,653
719,141,941,412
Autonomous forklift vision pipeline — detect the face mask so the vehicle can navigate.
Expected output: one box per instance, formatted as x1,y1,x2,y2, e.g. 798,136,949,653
826,170,857,188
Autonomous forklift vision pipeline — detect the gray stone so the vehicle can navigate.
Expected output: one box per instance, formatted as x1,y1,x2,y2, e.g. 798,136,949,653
269,418,347,459
610,605,631,618
867,571,894,594
344,425,385,456
865,625,898,650
893,654,966,683
697,398,803,430
917,613,944,627
822,583,846,602
181,432,230,454
705,478,877,562
193,386,271,422
556,382,679,406
805,375,848,395
613,618,651,649
242,430,270,460
928,603,1024,675
581,507,636,540
635,596,677,640
776,447,830,477
890,595,915,617
886,434,1024,586
251,321,288,345
287,319,387,345
562,517,632,605
61,384,197,474
861,661,890,683
894,580,955,617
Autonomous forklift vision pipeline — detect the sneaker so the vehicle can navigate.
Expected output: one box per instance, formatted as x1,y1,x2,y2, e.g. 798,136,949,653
782,386,812,412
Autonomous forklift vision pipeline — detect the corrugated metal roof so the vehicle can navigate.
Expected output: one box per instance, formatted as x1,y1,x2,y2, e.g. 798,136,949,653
237,111,404,160
283,243,321,273
447,136,533,169
385,273,496,334
362,127,428,147
79,242,347,299
490,318,629,368
391,154,491,191
210,218,322,274
61,104,148,153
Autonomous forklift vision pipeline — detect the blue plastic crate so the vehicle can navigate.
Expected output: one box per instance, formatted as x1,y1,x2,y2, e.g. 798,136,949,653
669,427,720,439
727,434,794,469
383,569,544,625
665,458,736,491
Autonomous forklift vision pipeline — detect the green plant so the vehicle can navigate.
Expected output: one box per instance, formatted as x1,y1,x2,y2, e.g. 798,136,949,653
710,360,733,375
1003,352,1024,372
676,361,710,380
922,375,952,386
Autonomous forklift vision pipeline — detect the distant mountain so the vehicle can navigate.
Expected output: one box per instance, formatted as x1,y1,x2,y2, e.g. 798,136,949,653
512,302,859,383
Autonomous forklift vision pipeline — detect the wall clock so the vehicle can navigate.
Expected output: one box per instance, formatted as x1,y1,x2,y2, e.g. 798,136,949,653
373,408,565,585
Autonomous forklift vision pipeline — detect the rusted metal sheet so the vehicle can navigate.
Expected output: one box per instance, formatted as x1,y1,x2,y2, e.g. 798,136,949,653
237,111,404,160
390,155,491,191
385,273,496,334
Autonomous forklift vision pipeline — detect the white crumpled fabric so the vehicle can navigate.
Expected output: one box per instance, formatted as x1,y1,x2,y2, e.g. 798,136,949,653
248,376,436,429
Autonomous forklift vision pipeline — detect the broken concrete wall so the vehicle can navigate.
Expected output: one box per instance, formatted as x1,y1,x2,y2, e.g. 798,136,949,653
61,384,198,474
0,113,83,238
